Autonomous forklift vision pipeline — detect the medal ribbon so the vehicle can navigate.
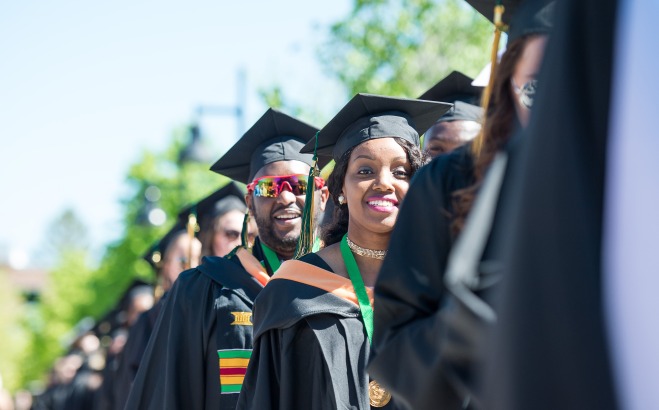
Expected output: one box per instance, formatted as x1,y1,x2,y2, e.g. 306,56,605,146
340,234,374,345
260,242,282,273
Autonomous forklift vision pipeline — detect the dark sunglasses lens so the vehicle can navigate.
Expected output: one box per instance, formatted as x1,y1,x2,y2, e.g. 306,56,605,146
519,79,538,109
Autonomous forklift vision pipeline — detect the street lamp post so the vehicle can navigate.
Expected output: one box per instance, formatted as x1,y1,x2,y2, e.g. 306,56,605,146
178,68,247,166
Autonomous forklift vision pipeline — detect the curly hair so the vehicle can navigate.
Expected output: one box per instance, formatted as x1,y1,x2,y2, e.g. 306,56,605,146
451,34,542,236
321,137,429,246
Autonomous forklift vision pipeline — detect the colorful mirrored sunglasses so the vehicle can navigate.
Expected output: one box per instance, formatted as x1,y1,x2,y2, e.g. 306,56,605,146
247,174,325,198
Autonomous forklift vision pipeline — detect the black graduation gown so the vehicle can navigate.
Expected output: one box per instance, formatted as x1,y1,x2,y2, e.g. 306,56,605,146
124,238,274,410
367,145,475,409
477,0,619,408
109,299,163,410
237,253,402,410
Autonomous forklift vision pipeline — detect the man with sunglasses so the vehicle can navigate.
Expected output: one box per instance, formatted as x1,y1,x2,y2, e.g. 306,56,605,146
125,108,329,410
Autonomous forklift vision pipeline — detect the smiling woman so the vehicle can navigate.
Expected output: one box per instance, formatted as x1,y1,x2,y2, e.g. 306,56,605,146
236,94,449,410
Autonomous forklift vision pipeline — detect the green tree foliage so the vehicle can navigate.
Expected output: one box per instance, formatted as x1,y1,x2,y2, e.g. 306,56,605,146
18,126,231,389
87,125,229,321
0,268,29,392
19,210,96,387
319,0,492,97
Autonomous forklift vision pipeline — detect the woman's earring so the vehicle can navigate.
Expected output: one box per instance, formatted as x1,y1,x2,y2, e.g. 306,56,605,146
338,194,346,205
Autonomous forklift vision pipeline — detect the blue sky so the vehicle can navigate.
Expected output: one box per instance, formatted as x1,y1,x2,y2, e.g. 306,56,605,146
0,1,351,268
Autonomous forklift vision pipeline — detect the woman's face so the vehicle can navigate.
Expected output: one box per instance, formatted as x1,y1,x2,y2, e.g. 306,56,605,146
161,234,201,291
212,209,250,257
511,35,548,127
342,138,412,235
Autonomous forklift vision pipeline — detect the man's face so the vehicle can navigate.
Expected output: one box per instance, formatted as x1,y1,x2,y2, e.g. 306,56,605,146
246,160,328,259
423,120,481,158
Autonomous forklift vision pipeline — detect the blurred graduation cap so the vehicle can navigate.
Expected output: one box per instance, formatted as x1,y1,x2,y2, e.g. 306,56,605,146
210,108,328,184
464,0,554,106
419,71,484,123
465,0,554,42
301,93,452,161
90,279,153,338
465,0,522,28
177,182,247,235
142,220,187,273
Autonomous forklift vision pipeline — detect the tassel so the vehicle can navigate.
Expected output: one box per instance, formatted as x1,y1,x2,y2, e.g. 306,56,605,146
241,209,251,249
294,131,320,259
474,1,507,158
186,211,198,270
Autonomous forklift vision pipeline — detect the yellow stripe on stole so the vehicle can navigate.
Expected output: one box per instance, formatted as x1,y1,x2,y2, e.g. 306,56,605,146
220,375,246,385
219,358,250,367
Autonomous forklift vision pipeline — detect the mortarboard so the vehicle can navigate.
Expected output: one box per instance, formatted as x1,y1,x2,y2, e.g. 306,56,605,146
464,0,522,27
177,182,246,234
507,0,553,42
418,71,484,123
210,109,327,184
301,93,451,161
464,0,554,108
465,0,554,42
419,71,483,106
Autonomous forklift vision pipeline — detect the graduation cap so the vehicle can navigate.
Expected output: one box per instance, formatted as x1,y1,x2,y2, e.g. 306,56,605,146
418,71,484,123
142,220,187,272
177,182,246,235
301,93,452,161
465,0,554,42
419,71,482,105
464,0,522,28
90,279,153,337
210,108,328,184
464,0,554,107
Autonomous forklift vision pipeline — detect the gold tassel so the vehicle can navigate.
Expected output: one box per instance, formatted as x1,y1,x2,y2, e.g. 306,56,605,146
186,212,197,270
294,132,320,259
474,2,507,158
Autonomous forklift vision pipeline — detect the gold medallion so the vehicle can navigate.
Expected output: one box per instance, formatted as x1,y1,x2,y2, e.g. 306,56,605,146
369,380,392,407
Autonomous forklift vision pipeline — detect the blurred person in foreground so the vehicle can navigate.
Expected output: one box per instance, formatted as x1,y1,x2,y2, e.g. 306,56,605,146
474,0,657,408
368,0,552,408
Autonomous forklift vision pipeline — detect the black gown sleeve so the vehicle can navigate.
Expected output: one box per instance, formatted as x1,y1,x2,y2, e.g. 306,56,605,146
369,151,472,409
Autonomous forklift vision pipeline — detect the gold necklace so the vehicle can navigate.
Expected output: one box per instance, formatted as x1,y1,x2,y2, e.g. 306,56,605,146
346,237,387,260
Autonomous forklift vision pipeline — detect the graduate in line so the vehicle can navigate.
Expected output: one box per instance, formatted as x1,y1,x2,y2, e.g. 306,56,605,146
124,109,329,410
110,183,249,410
237,94,449,409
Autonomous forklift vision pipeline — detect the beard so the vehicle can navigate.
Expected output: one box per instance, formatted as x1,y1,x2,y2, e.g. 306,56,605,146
252,206,300,256
252,196,325,257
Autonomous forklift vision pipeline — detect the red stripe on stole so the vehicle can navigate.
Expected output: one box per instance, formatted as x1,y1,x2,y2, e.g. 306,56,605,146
219,367,247,376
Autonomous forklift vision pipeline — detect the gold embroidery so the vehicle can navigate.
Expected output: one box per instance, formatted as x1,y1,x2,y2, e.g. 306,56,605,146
230,312,253,326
